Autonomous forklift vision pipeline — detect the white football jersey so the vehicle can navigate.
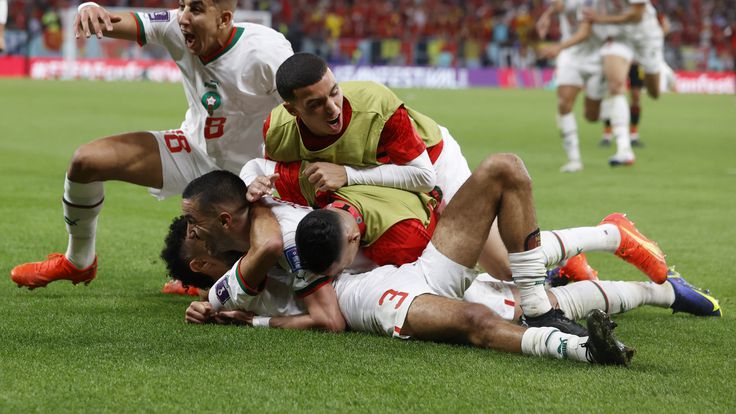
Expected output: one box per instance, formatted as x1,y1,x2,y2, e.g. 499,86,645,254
593,0,650,43
208,198,326,315
560,0,604,56
135,10,293,173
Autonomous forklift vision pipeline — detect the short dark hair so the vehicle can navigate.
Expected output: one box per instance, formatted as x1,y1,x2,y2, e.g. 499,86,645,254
295,209,344,274
160,216,242,289
182,170,248,215
160,216,214,289
276,53,329,102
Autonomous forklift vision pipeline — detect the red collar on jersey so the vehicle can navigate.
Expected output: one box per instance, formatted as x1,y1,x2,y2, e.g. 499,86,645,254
326,200,366,236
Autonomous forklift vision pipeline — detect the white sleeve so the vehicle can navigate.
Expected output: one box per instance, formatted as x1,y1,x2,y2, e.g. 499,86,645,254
134,9,179,47
208,260,258,312
344,151,436,193
0,0,7,25
240,158,277,186
249,29,293,100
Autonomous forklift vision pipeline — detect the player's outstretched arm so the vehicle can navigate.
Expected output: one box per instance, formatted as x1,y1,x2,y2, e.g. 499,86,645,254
536,0,563,39
258,285,345,331
583,4,645,24
541,21,592,58
75,2,138,41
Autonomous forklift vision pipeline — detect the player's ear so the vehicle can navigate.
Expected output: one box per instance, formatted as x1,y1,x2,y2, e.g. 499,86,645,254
282,102,298,116
189,258,205,273
218,211,231,229
219,10,233,28
347,232,361,245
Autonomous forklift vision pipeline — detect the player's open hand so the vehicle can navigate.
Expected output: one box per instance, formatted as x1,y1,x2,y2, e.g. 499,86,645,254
303,162,348,192
246,174,279,202
185,301,215,324
214,310,256,326
75,4,121,39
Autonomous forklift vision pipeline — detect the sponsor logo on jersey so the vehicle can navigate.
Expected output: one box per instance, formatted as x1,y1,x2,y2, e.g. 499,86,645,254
201,91,222,116
214,278,231,305
148,11,170,22
204,79,219,89
284,246,303,272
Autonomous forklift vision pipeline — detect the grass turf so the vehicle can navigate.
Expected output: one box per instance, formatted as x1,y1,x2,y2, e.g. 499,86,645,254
0,79,734,412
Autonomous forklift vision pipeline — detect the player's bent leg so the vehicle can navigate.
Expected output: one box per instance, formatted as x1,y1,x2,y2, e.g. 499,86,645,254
478,221,511,280
11,132,165,289
68,131,163,186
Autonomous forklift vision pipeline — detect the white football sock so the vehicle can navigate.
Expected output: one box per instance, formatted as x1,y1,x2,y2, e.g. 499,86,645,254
551,280,676,320
557,113,580,163
540,224,621,267
610,94,632,156
600,96,612,122
63,175,104,269
509,247,552,317
521,327,590,363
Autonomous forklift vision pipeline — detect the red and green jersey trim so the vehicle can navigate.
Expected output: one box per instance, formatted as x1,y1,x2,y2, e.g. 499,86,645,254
295,276,332,298
235,258,266,296
131,12,147,46
199,27,244,65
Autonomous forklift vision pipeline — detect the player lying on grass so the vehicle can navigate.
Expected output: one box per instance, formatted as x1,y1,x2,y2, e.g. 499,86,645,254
260,53,666,331
176,165,635,365
166,216,720,329
242,157,670,318
11,0,293,289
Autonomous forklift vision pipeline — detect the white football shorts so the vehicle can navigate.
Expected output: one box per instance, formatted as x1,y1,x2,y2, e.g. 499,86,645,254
148,129,218,199
334,242,478,339
634,37,664,74
600,40,634,62
555,49,606,100
462,273,517,321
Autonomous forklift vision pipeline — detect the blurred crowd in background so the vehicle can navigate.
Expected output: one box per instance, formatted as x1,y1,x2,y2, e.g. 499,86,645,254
3,0,735,71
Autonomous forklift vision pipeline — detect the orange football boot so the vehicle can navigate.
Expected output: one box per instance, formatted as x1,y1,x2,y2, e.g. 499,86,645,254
161,279,201,297
599,213,667,283
559,253,599,282
11,253,97,289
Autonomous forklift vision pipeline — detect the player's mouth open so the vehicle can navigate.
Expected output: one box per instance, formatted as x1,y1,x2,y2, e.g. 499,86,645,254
327,115,340,125
183,32,196,48
326,114,341,132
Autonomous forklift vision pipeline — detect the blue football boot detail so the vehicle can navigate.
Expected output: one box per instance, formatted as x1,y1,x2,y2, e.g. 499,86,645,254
667,268,722,317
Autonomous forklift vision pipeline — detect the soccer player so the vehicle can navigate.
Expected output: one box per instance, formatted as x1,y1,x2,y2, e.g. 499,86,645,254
582,0,655,166
10,0,293,289
178,167,635,365
537,0,606,172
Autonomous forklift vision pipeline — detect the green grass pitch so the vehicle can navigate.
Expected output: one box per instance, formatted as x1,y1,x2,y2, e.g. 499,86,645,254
0,79,734,412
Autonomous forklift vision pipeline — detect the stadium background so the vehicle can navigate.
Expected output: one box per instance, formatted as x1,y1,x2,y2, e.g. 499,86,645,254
0,1,734,412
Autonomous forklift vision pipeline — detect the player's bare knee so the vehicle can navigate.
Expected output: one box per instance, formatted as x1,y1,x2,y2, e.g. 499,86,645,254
490,153,530,190
461,303,502,345
68,143,102,181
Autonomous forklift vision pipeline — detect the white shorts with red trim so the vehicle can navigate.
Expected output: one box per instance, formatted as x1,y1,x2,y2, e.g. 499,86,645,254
148,129,218,200
333,242,478,339
433,126,472,213
462,273,517,321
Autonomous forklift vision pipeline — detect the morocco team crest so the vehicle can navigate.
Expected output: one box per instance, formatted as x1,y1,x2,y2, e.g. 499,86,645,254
201,91,222,116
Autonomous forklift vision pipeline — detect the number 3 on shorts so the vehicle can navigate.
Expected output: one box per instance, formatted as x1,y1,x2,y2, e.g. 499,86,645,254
379,289,409,309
